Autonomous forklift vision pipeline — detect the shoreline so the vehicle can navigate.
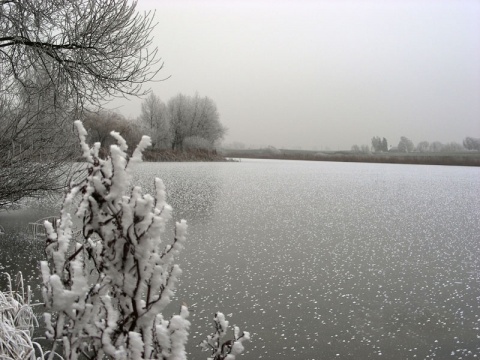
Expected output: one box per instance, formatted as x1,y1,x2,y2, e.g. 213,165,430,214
221,149,480,167
143,149,227,162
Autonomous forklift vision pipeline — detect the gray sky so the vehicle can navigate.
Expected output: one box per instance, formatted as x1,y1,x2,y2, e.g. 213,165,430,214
109,0,480,150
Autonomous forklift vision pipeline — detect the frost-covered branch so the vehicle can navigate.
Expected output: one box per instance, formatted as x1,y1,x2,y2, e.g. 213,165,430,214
200,312,250,360
40,121,190,360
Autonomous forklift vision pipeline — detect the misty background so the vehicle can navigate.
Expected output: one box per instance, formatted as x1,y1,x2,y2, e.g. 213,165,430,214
108,0,480,150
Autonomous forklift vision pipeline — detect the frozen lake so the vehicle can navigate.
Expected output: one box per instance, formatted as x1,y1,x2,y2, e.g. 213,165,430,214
1,159,479,359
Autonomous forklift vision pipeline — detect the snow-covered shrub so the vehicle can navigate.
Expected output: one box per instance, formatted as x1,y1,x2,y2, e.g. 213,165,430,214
40,121,190,359
0,272,43,360
200,312,250,360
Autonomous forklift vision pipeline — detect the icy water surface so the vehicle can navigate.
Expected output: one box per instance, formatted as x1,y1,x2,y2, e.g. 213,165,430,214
1,159,480,359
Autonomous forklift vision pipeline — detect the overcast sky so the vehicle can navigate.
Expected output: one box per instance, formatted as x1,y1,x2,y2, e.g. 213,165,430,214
109,0,480,150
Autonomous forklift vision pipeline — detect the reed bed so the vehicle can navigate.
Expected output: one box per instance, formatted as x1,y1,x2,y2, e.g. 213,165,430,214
143,149,226,162
0,272,46,360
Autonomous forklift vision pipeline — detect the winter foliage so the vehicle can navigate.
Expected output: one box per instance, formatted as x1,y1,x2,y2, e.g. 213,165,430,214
39,121,248,359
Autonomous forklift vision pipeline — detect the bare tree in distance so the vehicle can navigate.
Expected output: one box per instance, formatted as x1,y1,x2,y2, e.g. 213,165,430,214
442,142,464,152
398,136,414,153
417,140,467,153
416,141,430,152
139,93,171,149
429,141,444,152
463,137,480,151
381,137,388,152
371,136,388,152
351,144,370,154
0,0,162,208
167,93,227,151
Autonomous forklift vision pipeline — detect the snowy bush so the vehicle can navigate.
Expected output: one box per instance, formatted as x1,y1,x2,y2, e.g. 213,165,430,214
40,121,248,359
200,312,250,360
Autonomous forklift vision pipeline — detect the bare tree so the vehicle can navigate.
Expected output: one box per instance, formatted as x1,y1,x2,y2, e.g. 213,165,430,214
381,137,388,151
371,136,388,152
360,144,371,154
429,141,444,152
351,144,370,154
0,73,77,207
398,136,414,153
139,93,170,149
0,0,162,208
167,93,227,150
0,0,161,106
189,94,226,145
83,110,142,156
167,93,192,151
442,142,464,152
463,137,480,151
416,141,430,152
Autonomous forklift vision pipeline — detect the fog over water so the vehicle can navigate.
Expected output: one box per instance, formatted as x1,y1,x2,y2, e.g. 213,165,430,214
109,0,480,150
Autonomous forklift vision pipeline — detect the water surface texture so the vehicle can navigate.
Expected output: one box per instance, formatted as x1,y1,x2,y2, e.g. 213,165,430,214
1,159,479,359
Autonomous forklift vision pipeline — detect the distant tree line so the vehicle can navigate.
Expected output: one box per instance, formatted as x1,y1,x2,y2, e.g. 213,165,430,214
415,140,465,153
351,136,480,154
82,92,226,155
463,137,480,151
351,144,371,154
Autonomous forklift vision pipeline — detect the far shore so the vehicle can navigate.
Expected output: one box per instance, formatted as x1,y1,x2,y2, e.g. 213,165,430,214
220,148,480,167
143,149,227,162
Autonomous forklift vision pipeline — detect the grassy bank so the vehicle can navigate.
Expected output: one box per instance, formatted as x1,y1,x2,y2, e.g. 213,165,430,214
143,149,226,162
221,149,480,167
